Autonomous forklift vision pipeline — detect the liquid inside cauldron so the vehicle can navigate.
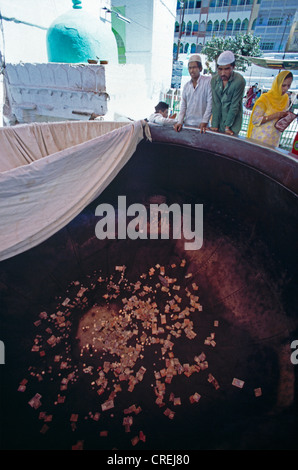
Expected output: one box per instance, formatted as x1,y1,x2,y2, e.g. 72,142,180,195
0,129,297,450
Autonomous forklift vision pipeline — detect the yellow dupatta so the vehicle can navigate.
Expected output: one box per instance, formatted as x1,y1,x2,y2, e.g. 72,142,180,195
247,70,290,138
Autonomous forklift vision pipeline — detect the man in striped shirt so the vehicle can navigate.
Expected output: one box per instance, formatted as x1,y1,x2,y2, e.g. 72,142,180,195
174,54,212,133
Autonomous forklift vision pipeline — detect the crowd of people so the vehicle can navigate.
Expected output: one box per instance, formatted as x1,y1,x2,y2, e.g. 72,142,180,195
148,50,295,148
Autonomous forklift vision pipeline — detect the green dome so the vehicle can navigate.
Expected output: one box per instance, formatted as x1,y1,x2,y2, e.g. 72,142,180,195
46,2,118,63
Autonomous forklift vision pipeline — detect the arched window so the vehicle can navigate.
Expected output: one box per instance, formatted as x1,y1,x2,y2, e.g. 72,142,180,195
193,21,199,33
179,43,184,53
251,18,257,30
220,20,226,31
186,21,192,35
227,19,233,31
112,28,126,64
184,43,189,53
206,20,213,31
173,43,178,54
191,43,196,53
234,18,241,31
213,20,219,31
175,21,179,33
199,20,206,31
241,18,248,31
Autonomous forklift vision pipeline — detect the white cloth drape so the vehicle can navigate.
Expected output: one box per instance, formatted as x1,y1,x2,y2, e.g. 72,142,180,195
0,120,148,261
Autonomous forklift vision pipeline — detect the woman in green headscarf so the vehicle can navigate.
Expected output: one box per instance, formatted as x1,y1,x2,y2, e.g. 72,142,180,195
246,70,293,147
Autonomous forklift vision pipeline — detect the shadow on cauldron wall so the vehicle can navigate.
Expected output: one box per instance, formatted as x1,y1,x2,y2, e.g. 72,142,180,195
0,132,297,450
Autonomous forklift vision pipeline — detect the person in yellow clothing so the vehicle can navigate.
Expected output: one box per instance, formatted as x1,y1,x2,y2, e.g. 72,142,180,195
246,70,293,147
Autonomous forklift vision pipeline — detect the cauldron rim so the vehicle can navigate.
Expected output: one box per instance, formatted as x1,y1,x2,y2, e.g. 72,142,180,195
148,124,298,196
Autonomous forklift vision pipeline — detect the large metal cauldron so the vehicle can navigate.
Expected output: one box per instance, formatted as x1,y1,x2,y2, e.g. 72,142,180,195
0,126,297,450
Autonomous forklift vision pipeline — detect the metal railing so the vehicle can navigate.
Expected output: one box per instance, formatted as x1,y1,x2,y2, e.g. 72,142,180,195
239,109,298,151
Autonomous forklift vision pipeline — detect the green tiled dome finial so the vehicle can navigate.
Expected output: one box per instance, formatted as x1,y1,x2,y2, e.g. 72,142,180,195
72,0,82,9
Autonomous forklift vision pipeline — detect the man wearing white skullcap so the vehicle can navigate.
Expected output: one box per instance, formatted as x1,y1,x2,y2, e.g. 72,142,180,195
174,54,212,133
210,50,246,136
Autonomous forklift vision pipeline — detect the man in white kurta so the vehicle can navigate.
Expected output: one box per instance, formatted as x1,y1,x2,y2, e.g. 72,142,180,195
174,54,212,133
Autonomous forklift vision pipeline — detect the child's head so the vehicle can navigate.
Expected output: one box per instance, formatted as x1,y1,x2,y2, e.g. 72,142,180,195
155,101,169,118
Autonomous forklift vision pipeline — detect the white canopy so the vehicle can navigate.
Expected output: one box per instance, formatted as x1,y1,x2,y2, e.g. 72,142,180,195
0,120,148,261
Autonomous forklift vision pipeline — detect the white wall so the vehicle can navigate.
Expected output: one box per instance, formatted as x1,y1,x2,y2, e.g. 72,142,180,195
151,0,177,98
1,0,68,63
112,0,176,101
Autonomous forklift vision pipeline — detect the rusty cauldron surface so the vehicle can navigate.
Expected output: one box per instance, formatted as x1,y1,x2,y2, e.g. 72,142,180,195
0,125,297,450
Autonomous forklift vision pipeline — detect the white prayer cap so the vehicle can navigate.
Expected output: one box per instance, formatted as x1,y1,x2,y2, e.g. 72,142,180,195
188,54,202,64
217,51,235,66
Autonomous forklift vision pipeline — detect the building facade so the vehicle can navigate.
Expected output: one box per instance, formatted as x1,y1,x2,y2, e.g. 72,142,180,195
254,0,297,52
173,0,298,55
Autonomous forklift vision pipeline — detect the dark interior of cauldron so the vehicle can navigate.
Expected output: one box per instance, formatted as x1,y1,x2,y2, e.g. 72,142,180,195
0,137,297,450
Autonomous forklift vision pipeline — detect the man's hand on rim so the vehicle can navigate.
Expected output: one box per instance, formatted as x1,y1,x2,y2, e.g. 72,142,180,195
199,122,208,134
174,123,183,132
